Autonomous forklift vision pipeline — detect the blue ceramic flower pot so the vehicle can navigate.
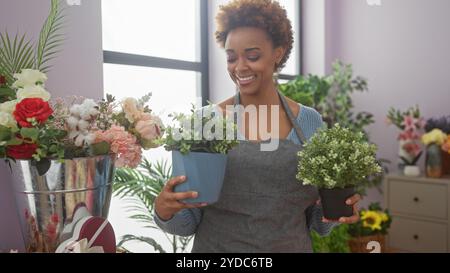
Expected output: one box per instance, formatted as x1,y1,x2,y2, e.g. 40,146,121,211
172,151,228,204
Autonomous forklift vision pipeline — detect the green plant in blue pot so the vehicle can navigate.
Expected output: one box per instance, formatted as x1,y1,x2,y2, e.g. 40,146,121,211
158,104,239,204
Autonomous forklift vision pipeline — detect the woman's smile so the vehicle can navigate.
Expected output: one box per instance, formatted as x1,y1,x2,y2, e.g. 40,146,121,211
235,74,257,86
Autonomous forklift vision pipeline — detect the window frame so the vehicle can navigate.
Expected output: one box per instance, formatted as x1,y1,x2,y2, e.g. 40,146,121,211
103,0,210,106
102,0,302,103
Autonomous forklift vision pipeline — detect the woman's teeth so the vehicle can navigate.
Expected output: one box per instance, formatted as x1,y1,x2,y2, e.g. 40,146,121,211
236,75,256,85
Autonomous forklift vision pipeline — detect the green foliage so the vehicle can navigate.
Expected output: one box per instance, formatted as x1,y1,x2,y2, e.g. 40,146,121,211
311,224,351,253
159,104,239,155
0,0,64,83
113,158,193,253
0,33,35,85
279,74,330,108
0,87,16,103
297,124,382,189
89,141,111,156
279,60,389,196
36,0,65,73
279,61,371,133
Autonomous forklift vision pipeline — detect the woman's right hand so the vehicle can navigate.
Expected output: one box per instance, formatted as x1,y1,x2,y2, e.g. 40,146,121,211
155,176,208,221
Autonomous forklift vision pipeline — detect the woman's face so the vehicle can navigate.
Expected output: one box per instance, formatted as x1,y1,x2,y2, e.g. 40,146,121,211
225,27,284,96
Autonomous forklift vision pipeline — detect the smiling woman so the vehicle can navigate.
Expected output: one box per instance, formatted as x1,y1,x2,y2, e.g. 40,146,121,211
154,0,362,253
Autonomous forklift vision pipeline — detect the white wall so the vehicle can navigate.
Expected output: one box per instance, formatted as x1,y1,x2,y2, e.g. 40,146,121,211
0,0,103,251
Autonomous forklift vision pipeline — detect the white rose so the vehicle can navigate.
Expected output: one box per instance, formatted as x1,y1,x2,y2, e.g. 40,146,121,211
0,100,17,115
12,69,48,89
16,85,51,101
0,112,18,130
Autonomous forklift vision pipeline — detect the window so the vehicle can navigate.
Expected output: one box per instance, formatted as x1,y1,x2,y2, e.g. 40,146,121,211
102,0,208,253
277,0,302,80
102,0,301,253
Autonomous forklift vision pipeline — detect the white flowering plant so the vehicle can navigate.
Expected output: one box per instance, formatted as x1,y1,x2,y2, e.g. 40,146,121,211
297,124,382,189
0,69,163,175
158,104,239,155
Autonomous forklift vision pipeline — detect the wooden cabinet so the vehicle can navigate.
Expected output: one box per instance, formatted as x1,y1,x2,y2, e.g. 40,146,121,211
384,175,450,252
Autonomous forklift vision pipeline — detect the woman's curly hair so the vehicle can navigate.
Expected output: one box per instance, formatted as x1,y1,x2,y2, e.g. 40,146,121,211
215,0,294,71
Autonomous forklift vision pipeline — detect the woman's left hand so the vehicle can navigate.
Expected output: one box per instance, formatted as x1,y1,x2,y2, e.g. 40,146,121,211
322,193,361,224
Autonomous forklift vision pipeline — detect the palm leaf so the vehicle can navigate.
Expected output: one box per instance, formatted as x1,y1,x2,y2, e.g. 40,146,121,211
35,0,65,72
113,158,194,253
118,235,166,253
0,32,35,83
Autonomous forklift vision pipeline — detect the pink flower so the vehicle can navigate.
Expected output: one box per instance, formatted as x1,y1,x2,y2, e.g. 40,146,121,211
402,142,421,157
398,129,420,141
402,115,415,131
95,125,142,168
135,113,163,149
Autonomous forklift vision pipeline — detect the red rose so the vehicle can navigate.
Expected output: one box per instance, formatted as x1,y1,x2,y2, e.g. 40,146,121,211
0,75,6,86
6,143,38,159
13,98,53,127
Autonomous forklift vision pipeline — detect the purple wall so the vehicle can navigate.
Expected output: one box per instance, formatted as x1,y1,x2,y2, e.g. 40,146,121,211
323,0,450,206
0,0,103,251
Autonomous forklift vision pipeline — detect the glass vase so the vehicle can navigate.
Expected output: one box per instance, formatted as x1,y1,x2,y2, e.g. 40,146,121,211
425,144,442,178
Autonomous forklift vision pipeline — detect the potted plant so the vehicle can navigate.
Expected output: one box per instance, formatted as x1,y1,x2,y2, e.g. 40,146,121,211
348,202,392,253
279,60,389,197
386,105,425,176
158,105,239,204
296,124,382,220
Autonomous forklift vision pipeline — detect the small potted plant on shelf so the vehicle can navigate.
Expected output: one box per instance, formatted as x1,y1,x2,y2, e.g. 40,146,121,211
296,124,382,220
158,105,239,204
348,202,392,253
386,105,425,176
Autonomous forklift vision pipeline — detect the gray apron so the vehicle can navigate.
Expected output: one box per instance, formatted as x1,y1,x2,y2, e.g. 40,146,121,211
192,91,319,253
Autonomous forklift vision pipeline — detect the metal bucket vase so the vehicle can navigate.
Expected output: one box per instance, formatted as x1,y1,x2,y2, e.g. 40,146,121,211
10,154,116,253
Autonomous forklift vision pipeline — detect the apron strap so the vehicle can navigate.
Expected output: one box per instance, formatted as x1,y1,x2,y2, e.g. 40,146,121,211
233,90,308,144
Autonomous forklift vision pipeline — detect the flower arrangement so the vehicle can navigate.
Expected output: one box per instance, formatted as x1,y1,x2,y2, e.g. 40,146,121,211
0,69,163,174
423,116,450,154
158,104,239,155
386,105,425,166
422,117,450,177
424,115,450,134
443,136,450,154
422,129,447,147
296,124,382,190
347,202,392,253
348,202,392,236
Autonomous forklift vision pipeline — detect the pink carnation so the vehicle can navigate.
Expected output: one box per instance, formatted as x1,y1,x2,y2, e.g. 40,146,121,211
95,125,142,168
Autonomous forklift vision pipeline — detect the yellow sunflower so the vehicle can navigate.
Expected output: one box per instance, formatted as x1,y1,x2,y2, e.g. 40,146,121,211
379,212,389,222
361,211,383,231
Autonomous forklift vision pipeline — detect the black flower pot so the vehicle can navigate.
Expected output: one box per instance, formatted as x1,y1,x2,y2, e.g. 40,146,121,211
319,187,355,221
